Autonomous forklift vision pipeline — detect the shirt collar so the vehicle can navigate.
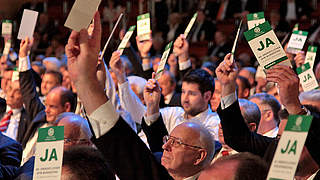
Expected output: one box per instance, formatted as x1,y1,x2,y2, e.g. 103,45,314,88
184,172,201,180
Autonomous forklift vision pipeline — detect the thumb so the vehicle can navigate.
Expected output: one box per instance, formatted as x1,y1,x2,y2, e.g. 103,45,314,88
79,29,89,52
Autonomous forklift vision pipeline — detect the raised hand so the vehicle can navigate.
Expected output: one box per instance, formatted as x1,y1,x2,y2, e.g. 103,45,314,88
136,32,153,57
144,72,161,116
266,65,303,114
19,37,34,58
173,34,189,62
66,11,101,83
294,52,306,68
215,53,238,97
65,11,106,115
109,51,126,83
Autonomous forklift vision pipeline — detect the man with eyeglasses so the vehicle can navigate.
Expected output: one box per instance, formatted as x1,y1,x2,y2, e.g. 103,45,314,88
249,93,281,138
160,122,214,180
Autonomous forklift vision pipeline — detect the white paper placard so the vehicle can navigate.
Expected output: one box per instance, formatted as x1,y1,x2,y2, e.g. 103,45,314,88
267,115,313,180
33,126,64,180
244,21,291,70
297,63,319,92
2,20,12,37
155,41,173,80
305,46,317,69
247,12,265,30
137,13,151,41
117,25,136,55
18,9,39,40
184,13,198,38
286,30,308,54
64,0,101,31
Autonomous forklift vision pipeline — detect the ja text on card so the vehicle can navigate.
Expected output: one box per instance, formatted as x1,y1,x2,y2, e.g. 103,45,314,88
244,21,291,70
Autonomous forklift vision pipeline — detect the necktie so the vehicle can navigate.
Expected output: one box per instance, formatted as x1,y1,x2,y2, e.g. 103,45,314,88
221,150,229,156
0,110,13,132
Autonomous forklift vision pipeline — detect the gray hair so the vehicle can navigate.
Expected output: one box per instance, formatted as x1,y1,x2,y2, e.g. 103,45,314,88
299,89,320,102
249,93,281,124
239,99,261,130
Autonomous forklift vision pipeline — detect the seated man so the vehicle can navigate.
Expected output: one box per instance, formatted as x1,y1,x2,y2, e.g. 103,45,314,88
249,93,281,138
213,99,260,161
15,112,96,179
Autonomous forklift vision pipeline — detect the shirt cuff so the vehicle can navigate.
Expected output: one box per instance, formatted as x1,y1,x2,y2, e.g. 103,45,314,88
142,62,152,71
87,100,119,138
18,56,31,72
143,112,160,126
118,80,129,89
221,92,237,109
179,59,191,70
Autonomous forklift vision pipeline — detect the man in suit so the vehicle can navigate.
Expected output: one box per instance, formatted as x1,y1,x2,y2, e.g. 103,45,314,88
0,132,22,179
158,70,181,107
216,53,320,178
17,37,76,152
1,80,31,145
208,30,231,65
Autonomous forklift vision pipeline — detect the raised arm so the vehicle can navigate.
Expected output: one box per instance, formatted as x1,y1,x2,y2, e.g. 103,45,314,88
18,37,45,120
110,51,146,124
136,33,153,79
216,53,274,157
173,34,192,78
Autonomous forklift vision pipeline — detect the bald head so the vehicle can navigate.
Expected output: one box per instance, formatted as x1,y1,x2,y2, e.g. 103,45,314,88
45,86,76,122
162,122,214,178
56,112,92,148
176,122,214,161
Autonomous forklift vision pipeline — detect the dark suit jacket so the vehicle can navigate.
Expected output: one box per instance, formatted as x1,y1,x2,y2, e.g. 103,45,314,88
217,99,320,166
0,132,22,179
19,70,46,148
14,156,34,180
167,92,182,107
16,109,32,146
92,118,173,180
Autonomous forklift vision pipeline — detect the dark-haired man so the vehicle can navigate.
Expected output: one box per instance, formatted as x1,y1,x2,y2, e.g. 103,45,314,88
144,68,220,140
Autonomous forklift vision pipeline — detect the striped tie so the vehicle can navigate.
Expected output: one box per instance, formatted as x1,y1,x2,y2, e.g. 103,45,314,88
0,110,13,132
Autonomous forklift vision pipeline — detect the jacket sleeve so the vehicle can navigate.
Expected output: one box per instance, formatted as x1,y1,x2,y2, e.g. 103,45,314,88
217,100,274,158
19,69,45,121
92,118,172,180
141,115,168,153
0,134,22,179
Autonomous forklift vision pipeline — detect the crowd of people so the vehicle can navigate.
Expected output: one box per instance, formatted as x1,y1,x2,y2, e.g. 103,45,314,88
1,0,320,179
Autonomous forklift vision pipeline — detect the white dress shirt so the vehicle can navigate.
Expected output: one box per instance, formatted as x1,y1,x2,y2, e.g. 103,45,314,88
3,106,22,140
263,126,279,138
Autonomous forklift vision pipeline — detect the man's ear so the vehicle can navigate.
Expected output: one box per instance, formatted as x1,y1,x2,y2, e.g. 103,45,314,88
248,122,257,132
64,102,71,112
204,91,212,102
194,149,207,165
243,88,250,99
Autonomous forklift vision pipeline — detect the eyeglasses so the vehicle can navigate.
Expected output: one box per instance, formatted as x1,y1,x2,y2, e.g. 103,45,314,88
163,135,203,149
64,138,89,144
